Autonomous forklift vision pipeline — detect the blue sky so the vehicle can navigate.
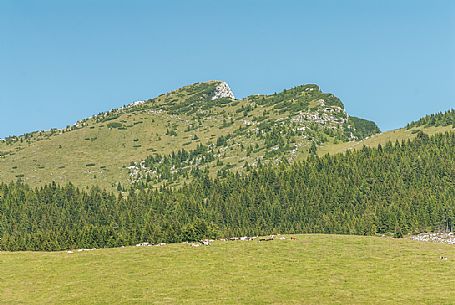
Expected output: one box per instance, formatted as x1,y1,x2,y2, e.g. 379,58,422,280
1,0,454,138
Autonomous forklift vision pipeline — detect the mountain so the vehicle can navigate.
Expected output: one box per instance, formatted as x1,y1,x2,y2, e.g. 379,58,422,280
0,81,454,252
0,81,451,190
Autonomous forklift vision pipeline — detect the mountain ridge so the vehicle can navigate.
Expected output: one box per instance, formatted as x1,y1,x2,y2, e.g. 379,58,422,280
0,81,451,191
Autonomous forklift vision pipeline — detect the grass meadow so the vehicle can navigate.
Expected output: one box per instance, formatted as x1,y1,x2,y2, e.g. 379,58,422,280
1,234,454,305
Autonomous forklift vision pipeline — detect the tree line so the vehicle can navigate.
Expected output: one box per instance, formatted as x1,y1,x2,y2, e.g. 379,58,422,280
0,131,453,251
406,109,454,129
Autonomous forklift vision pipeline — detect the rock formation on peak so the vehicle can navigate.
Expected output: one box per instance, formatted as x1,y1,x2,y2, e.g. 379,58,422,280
211,81,235,100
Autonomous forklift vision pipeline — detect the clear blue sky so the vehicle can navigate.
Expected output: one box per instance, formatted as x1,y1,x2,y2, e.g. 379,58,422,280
1,0,454,138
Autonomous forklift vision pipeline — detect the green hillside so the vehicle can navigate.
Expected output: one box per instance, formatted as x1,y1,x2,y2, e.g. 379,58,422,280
318,107,454,156
1,234,455,305
0,81,382,190
1,132,453,251
406,109,454,129
318,125,454,155
0,81,452,192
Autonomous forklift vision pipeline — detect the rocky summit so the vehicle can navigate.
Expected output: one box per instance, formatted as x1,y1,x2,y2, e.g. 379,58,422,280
211,81,236,100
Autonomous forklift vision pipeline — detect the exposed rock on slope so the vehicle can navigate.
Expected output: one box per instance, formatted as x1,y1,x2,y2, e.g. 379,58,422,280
211,81,235,100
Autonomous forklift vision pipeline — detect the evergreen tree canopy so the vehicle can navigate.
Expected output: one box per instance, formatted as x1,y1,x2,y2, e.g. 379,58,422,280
0,132,453,251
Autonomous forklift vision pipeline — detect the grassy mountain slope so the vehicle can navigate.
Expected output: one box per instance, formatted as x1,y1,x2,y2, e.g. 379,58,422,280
0,80,450,190
319,106,454,155
318,125,454,155
1,234,455,305
0,81,377,189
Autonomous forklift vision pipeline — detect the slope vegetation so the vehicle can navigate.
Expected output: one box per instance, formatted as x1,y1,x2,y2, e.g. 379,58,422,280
319,109,454,155
0,81,380,190
1,132,453,251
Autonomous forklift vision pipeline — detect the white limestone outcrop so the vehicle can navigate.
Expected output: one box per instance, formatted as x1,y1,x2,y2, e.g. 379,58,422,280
211,81,235,100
